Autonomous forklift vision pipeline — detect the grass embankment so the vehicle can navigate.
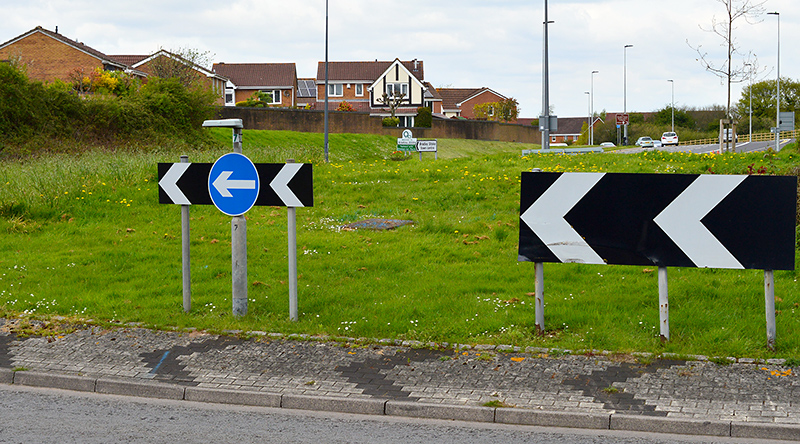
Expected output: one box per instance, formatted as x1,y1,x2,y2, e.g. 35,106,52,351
1,129,799,360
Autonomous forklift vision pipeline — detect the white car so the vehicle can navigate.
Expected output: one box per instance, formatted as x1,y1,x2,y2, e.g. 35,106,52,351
635,136,654,148
600,142,615,148
661,132,679,146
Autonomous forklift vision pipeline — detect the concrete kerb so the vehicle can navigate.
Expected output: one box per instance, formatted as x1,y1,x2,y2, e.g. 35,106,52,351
95,377,185,400
185,386,281,408
495,408,611,430
610,414,730,437
385,400,496,423
281,394,387,416
0,368,14,384
14,371,96,393
3,371,800,441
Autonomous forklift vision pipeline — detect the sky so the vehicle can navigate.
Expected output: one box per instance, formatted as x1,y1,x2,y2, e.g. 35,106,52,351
1,0,795,119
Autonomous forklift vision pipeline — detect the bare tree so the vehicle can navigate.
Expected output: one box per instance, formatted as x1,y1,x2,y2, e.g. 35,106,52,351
687,0,766,120
148,47,214,88
377,92,406,118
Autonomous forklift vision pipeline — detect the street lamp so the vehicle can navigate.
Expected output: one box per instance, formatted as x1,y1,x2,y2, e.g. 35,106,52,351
667,79,674,132
585,91,590,145
745,63,753,142
540,0,554,151
591,70,598,145
623,44,633,145
323,0,330,162
768,11,780,151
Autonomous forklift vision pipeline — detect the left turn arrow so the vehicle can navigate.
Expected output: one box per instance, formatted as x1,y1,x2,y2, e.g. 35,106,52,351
158,163,191,205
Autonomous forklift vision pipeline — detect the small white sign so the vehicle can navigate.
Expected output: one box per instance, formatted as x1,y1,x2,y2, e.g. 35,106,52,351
417,140,437,152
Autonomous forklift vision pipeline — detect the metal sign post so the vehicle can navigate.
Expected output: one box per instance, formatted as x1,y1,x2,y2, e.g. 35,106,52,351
287,159,299,321
180,155,191,313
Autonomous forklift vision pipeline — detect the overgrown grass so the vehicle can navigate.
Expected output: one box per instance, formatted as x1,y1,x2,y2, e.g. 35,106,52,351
1,130,799,360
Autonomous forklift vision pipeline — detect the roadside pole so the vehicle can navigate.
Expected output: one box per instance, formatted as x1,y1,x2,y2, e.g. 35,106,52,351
658,267,669,341
180,155,191,313
765,270,776,350
287,159,299,321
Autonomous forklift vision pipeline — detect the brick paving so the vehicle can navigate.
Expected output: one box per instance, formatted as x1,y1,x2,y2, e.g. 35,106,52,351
2,321,800,438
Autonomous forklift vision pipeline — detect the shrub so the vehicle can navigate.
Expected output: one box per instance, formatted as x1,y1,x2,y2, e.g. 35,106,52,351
337,101,356,112
416,107,432,127
382,117,399,127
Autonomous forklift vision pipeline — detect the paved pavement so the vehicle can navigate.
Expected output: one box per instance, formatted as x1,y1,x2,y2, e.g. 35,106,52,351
1,319,799,441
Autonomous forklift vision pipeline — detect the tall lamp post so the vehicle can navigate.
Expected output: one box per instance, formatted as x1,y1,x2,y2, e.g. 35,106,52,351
591,70,598,145
623,44,633,145
745,63,753,142
585,91,590,144
667,79,674,132
768,11,780,152
541,0,554,151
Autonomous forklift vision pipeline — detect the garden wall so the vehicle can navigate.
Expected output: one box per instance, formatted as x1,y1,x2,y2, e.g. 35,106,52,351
215,107,541,144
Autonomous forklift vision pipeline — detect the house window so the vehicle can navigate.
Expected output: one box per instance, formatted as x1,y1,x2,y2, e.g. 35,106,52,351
355,84,363,96
327,84,343,97
260,90,281,104
387,83,408,98
225,88,235,106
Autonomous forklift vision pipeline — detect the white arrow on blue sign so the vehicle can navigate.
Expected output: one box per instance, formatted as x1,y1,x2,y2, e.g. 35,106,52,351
208,152,260,216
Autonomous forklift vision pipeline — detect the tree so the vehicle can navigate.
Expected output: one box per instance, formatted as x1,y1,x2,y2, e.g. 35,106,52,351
416,107,432,127
377,92,406,118
472,98,519,123
737,77,800,126
653,106,695,129
687,0,766,120
149,47,214,89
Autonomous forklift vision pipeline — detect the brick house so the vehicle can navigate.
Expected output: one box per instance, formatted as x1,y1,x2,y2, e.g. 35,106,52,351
212,62,298,108
315,59,438,127
112,50,228,105
0,26,128,84
437,87,508,119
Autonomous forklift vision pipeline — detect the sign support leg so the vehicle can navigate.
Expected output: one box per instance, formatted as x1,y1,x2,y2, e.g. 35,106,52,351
288,206,298,321
765,270,776,350
534,262,544,335
658,266,669,342
180,155,191,313
232,215,247,317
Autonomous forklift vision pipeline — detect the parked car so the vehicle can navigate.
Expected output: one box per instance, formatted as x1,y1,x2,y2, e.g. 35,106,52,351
661,132,679,146
600,142,615,148
653,140,663,148
722,128,738,142
635,136,654,148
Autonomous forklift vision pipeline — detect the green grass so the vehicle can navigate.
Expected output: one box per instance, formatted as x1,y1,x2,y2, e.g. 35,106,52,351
1,129,800,360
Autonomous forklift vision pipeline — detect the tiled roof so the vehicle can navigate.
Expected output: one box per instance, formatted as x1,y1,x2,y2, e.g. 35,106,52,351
552,117,590,135
108,55,148,66
212,63,297,88
0,26,126,69
436,88,485,111
315,60,424,82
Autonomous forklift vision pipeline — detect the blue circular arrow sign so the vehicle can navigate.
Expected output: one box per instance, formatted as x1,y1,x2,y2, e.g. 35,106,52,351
208,153,260,216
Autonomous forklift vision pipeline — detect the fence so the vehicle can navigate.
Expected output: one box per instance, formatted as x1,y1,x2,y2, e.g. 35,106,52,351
679,130,799,146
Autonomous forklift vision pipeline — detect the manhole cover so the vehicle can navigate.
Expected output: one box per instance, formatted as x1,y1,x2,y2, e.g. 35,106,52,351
341,218,414,231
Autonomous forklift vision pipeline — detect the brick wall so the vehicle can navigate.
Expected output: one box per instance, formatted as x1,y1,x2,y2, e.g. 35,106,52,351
217,107,541,144
0,32,103,83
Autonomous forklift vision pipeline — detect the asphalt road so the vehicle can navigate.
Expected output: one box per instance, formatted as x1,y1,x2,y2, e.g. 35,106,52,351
0,385,795,444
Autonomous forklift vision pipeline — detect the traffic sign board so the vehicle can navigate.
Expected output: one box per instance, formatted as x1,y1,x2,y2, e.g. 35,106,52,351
518,172,796,270
615,113,629,125
417,140,438,152
159,162,313,208
208,153,260,216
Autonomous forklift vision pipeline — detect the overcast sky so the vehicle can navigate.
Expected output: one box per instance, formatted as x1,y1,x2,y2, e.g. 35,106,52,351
2,0,795,119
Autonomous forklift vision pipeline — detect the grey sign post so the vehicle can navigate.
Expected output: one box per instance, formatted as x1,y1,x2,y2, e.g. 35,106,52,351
180,155,191,313
202,119,248,317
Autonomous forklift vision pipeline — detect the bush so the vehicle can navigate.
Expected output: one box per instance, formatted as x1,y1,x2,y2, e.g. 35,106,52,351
337,101,356,112
416,107,432,127
382,117,400,127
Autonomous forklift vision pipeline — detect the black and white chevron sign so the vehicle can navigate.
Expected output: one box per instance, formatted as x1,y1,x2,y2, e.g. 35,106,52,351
158,162,313,207
518,172,796,270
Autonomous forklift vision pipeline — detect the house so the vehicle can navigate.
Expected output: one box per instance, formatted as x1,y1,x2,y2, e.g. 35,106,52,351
547,117,592,144
0,26,129,84
111,50,228,105
437,87,508,120
315,59,432,127
296,78,316,108
213,62,298,108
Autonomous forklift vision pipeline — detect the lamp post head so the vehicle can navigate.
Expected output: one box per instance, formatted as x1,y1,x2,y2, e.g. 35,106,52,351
767,11,779,16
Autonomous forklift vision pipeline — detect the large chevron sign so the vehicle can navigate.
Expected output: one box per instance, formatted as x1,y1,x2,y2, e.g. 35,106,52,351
158,161,313,210
518,172,796,270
